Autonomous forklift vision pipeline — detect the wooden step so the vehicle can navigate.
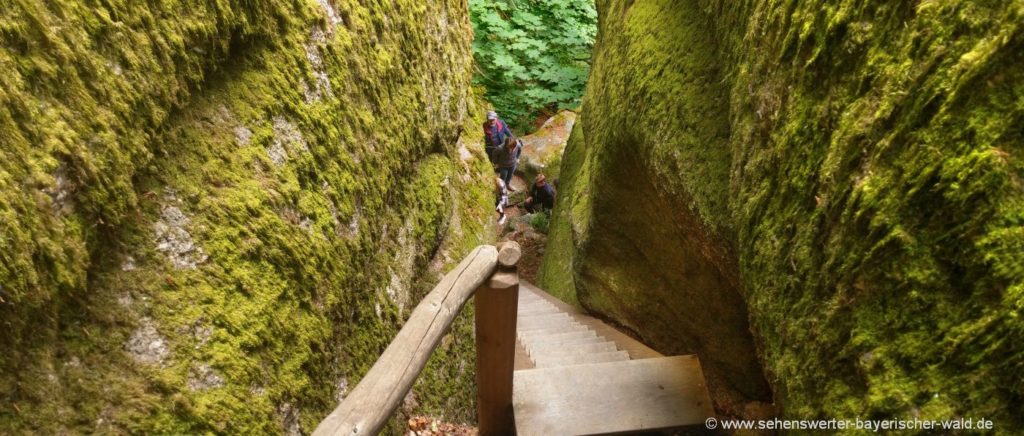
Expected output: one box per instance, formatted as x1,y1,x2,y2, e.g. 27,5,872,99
527,339,616,354
513,356,714,435
518,307,558,315
521,330,597,345
518,308,560,316
518,311,569,319
518,302,554,309
517,327,590,341
518,299,553,305
518,328,588,340
516,323,589,333
528,341,618,358
518,313,574,323
518,299,553,306
523,335,606,352
517,281,665,360
517,317,573,328
517,325,591,340
533,350,629,368
517,320,580,332
517,318,578,329
517,313,572,324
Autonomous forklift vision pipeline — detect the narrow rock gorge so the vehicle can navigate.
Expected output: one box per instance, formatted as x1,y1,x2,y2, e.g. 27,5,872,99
3,0,1022,433
1,1,492,433
541,0,1024,425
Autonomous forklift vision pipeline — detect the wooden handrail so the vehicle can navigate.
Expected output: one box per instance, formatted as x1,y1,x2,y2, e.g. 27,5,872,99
313,243,520,436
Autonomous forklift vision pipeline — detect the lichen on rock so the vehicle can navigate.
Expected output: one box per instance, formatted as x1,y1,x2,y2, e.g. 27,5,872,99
519,110,577,180
187,363,225,391
266,116,309,166
124,318,170,366
153,199,208,270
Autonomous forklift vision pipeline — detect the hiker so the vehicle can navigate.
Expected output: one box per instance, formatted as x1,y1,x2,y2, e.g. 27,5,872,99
483,111,512,163
524,173,556,214
494,134,522,190
495,177,510,225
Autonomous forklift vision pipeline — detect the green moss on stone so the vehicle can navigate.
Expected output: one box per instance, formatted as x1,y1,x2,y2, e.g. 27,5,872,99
538,124,586,307
1,0,494,433
544,0,1024,427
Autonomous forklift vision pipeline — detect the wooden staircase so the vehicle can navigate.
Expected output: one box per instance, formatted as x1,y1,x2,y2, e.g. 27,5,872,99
312,244,715,436
512,282,714,435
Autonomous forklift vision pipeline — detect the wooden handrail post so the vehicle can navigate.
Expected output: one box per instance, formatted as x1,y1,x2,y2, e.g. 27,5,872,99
475,241,521,435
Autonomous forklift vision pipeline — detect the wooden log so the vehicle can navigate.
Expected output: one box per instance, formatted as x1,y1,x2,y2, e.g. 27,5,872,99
476,264,519,435
496,241,522,267
312,245,499,436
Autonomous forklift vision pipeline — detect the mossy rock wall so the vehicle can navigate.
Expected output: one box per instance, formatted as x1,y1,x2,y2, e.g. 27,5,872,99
1,1,494,433
541,0,1024,426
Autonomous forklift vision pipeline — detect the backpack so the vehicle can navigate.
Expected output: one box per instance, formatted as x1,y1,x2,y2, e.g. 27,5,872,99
485,120,507,148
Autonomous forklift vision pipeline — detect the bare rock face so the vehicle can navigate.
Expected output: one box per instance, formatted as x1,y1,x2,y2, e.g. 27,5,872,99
153,201,207,270
267,117,309,166
44,165,75,216
125,318,169,366
334,377,349,402
278,403,302,436
520,110,576,174
120,256,137,272
234,126,253,146
316,0,342,27
304,28,334,103
187,364,224,391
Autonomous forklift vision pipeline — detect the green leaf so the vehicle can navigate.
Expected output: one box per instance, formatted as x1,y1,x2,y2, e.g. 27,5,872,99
469,0,597,131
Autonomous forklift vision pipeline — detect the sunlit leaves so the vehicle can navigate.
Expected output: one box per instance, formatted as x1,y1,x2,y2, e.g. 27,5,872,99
469,0,597,130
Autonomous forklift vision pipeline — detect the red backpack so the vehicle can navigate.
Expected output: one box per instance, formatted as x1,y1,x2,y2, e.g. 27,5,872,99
485,120,507,147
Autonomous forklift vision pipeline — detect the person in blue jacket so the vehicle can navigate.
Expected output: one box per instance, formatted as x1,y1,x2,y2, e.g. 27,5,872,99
524,173,556,213
483,111,512,163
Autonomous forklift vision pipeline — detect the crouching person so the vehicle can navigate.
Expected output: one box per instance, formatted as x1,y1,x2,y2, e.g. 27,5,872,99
524,174,556,213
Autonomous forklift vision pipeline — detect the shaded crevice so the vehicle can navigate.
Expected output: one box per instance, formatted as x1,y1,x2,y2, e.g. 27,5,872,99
574,135,772,408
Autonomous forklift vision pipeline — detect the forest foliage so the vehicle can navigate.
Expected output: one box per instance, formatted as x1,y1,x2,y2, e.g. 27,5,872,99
469,0,597,131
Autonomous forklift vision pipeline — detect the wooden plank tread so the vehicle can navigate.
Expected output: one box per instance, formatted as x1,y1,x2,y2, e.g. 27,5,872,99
517,322,581,333
533,350,629,368
527,341,617,358
513,356,714,435
521,330,598,344
524,336,607,352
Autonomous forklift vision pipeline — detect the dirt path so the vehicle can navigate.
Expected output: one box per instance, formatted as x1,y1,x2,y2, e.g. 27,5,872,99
497,174,546,283
407,416,476,435
501,173,528,216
